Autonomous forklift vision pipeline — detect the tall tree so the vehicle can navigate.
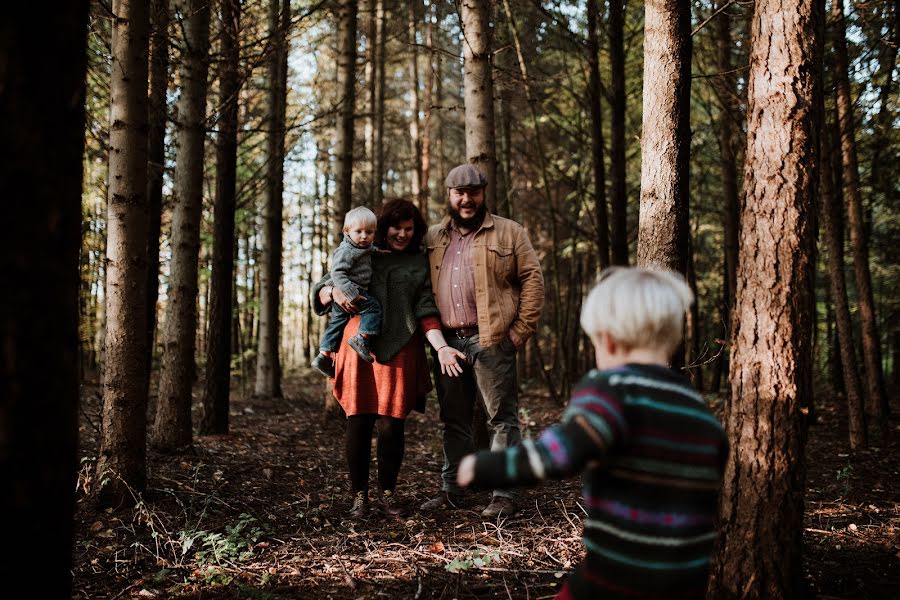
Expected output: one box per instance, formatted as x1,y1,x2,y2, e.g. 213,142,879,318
608,0,628,265
408,0,423,205
201,0,242,432
154,0,211,450
333,0,358,238
255,0,289,398
713,1,743,391
146,0,170,378
709,0,821,596
831,0,888,436
0,3,89,593
421,0,436,215
96,0,151,503
587,0,610,268
820,111,867,449
373,0,386,207
364,0,378,207
460,0,497,206
637,0,691,275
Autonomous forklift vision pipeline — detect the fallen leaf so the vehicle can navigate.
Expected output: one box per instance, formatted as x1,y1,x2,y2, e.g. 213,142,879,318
428,541,445,553
90,521,104,532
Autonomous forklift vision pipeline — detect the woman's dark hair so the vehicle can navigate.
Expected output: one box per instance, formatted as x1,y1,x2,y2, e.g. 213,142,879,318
376,198,427,253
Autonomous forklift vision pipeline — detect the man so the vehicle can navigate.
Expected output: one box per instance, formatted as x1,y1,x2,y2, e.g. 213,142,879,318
420,164,544,518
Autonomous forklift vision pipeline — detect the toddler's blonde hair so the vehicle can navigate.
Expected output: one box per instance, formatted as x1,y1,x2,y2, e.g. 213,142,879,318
343,206,377,229
580,267,694,355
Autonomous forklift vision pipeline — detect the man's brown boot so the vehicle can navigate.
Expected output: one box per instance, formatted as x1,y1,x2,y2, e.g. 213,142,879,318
481,496,517,518
419,491,462,511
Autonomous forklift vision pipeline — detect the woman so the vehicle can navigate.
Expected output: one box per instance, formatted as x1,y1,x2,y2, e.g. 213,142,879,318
314,199,464,517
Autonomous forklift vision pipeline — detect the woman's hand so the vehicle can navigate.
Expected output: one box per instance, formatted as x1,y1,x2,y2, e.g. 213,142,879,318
332,287,361,313
457,455,476,487
317,285,335,306
438,345,466,377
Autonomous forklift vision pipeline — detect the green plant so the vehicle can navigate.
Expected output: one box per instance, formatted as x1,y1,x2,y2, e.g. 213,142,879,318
445,549,501,573
180,513,272,567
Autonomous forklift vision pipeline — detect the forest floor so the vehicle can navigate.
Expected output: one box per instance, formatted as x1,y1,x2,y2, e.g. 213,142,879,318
72,370,899,599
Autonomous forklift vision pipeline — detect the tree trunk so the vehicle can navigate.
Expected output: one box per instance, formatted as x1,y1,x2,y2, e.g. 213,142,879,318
255,0,289,399
714,2,742,394
637,0,691,276
364,0,377,208
408,0,423,205
146,0,169,379
831,0,888,437
587,0,610,269
608,0,628,265
201,0,241,434
461,0,497,207
421,0,436,216
0,4,88,592
709,1,821,596
373,0,385,207
820,81,867,449
97,0,151,503
333,0,358,239
154,0,211,451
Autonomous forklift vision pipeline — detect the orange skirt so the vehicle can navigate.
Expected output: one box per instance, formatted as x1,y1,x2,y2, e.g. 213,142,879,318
332,316,433,419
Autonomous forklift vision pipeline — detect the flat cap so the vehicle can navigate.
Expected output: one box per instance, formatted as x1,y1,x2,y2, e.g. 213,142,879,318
444,164,488,189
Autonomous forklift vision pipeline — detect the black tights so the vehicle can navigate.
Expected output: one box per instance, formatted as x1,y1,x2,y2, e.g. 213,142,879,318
346,414,405,494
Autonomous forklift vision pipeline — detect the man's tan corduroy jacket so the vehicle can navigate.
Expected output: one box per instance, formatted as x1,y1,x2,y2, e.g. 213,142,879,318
425,212,544,348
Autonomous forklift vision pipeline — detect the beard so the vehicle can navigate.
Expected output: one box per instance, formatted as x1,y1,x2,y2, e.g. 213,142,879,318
448,201,487,231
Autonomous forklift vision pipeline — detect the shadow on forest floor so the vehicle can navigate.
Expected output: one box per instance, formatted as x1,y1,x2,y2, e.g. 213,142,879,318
72,371,898,599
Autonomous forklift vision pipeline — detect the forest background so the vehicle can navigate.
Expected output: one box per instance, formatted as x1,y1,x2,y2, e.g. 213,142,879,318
1,0,897,598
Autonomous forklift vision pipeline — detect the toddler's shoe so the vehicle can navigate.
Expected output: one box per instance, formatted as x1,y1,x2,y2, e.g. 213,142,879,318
348,335,374,363
312,353,335,378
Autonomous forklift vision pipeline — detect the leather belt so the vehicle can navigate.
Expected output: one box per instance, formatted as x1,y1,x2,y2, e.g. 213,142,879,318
445,326,478,339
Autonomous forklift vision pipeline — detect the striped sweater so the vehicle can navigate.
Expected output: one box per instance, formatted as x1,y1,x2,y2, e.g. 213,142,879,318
471,363,728,599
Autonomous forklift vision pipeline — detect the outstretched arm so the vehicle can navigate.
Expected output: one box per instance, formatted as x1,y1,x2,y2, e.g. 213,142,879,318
459,377,626,488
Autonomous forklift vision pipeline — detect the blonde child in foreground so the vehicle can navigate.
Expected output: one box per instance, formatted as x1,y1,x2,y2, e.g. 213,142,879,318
458,267,728,600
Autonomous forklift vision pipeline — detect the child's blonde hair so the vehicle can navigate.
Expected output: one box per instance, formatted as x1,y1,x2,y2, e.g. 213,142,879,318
580,267,694,355
343,206,377,230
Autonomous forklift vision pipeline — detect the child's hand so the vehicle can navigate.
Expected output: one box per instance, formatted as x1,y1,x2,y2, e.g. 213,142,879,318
457,455,476,487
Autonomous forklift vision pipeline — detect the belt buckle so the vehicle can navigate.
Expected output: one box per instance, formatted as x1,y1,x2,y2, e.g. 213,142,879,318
455,329,467,339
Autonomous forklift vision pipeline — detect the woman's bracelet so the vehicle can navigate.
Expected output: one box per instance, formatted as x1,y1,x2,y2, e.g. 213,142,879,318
436,345,448,352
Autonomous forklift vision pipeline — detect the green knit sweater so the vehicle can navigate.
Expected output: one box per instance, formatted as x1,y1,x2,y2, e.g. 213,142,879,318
313,251,439,363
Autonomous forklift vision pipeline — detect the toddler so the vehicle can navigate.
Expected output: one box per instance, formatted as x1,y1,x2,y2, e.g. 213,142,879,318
458,267,728,599
313,207,383,377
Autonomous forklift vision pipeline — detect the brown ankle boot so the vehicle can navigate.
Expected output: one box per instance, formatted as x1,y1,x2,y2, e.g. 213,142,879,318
348,490,368,518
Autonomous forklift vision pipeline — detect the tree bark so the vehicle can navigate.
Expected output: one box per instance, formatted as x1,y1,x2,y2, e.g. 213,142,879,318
712,1,744,396
709,1,821,596
421,0,436,216
608,0,629,265
637,0,691,276
820,64,867,449
333,0,358,239
146,0,169,379
831,0,888,436
373,0,385,207
255,0,289,399
154,0,211,451
97,0,151,503
461,0,497,207
201,0,241,434
587,0,610,269
408,0,423,205
0,4,88,593
364,0,377,208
